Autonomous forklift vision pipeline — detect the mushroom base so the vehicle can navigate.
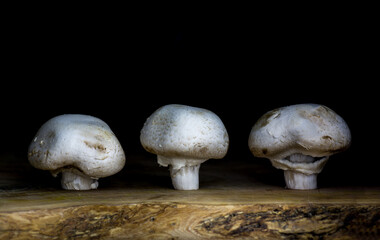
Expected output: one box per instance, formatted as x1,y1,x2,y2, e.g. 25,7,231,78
170,165,200,190
61,171,99,190
157,156,207,191
284,171,318,190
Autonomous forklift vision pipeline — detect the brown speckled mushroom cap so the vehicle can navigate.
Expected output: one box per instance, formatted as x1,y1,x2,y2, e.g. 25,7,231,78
248,104,351,175
140,104,229,161
28,114,126,178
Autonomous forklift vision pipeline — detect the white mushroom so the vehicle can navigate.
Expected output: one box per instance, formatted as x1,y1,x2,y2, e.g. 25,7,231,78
28,114,126,190
248,104,351,190
140,104,229,190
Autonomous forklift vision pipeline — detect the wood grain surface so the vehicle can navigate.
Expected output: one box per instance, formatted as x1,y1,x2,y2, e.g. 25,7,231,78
1,154,379,239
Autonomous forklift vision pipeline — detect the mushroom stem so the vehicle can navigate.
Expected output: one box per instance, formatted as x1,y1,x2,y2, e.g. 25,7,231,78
284,170,317,190
169,165,200,190
157,156,207,190
61,171,99,190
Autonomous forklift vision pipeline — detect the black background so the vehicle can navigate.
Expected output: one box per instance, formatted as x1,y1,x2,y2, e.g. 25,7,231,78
1,5,377,188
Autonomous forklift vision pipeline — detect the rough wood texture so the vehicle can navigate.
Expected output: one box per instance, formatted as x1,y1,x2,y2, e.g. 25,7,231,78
1,203,380,239
1,154,379,239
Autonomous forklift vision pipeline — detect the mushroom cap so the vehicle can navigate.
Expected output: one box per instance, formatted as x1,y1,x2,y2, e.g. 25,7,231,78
28,114,126,178
248,104,351,161
140,104,229,160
